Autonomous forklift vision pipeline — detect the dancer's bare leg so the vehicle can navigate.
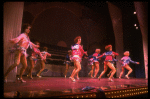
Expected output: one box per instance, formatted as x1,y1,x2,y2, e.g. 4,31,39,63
119,67,124,79
4,50,21,79
70,61,77,78
88,65,94,77
76,73,79,80
19,54,27,82
107,70,112,77
64,63,69,78
94,62,99,78
73,61,81,78
28,59,35,79
98,64,108,80
124,65,132,79
70,60,81,81
91,65,94,77
37,60,45,77
107,62,116,80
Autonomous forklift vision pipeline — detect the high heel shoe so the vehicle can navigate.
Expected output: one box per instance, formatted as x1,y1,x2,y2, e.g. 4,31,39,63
69,77,76,82
125,75,129,79
37,74,42,78
98,77,101,80
27,75,33,79
17,78,26,83
108,78,114,82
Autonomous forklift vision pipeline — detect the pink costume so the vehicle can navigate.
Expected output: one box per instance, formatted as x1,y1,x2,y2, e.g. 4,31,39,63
93,53,100,63
121,56,138,66
41,51,51,61
31,47,43,61
10,33,35,57
99,51,119,65
89,58,94,65
71,44,85,63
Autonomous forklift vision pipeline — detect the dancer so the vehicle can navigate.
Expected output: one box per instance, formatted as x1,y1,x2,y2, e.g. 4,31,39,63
64,50,73,78
69,36,87,82
98,45,119,82
27,41,43,79
37,47,51,77
119,51,140,79
107,58,118,78
4,24,39,83
92,49,101,78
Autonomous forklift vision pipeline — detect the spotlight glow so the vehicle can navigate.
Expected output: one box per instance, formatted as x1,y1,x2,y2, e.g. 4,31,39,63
133,12,136,14
134,24,137,26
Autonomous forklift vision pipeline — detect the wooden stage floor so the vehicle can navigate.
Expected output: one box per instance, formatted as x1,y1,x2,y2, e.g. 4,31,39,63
4,77,148,98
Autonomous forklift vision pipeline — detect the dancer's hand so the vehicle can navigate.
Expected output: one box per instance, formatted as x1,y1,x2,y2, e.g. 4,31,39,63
9,39,15,44
136,62,140,64
84,51,88,56
35,44,40,48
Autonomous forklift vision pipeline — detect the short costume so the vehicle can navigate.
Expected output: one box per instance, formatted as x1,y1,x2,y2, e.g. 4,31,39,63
71,44,85,63
65,54,73,66
99,51,119,65
9,33,33,57
30,48,41,61
93,53,100,64
121,56,138,66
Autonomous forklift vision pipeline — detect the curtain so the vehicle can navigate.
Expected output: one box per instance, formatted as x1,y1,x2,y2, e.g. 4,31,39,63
3,2,24,82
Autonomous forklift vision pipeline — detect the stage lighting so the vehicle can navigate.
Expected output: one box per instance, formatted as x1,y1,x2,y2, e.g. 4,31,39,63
134,24,137,26
133,12,136,14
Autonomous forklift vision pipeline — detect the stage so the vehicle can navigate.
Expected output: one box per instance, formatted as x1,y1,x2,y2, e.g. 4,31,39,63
4,77,148,98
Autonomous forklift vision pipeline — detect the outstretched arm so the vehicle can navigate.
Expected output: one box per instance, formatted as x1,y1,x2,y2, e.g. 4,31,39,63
46,52,51,57
113,51,119,56
9,34,24,44
98,53,105,59
113,58,118,62
129,57,140,64
29,42,39,49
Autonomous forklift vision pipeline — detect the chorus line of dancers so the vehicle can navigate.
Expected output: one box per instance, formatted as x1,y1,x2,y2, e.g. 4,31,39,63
4,24,51,83
4,23,140,83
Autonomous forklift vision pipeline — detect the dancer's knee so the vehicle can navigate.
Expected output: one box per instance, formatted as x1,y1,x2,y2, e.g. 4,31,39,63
13,62,20,66
78,67,81,71
114,69,116,73
112,68,116,73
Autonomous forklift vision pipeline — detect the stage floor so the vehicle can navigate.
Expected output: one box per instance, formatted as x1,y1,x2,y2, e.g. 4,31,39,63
4,77,148,92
